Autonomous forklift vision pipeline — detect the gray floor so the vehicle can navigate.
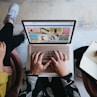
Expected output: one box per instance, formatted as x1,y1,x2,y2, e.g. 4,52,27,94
0,0,90,97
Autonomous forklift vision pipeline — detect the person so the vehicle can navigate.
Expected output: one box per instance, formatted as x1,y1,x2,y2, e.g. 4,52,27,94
0,41,8,97
0,3,25,75
18,50,81,97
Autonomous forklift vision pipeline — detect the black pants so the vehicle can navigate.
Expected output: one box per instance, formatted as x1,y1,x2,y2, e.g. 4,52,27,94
0,23,24,66
33,77,66,97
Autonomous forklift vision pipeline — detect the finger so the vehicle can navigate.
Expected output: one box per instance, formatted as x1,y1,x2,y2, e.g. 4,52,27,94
38,53,44,62
51,57,57,65
31,52,37,70
31,52,36,71
8,68,13,71
63,54,67,61
0,42,3,48
4,66,11,69
31,52,36,62
8,70,13,74
34,51,41,63
54,50,60,60
2,42,6,49
9,70,13,72
44,60,51,69
58,50,63,60
7,67,13,71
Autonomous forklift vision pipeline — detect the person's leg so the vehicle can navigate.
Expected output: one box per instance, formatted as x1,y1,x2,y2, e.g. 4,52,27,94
0,3,19,41
3,3,19,24
0,3,19,75
0,22,13,42
51,77,67,97
11,34,25,50
0,22,14,68
32,77,49,97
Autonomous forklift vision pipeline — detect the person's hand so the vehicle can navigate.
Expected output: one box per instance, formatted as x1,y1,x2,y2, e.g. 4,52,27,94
51,50,69,77
30,51,51,75
0,42,6,64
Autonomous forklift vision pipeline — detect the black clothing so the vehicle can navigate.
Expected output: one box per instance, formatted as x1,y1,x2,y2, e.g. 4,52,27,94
0,23,24,66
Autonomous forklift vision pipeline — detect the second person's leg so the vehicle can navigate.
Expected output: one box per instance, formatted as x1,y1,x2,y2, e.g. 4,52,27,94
0,3,20,74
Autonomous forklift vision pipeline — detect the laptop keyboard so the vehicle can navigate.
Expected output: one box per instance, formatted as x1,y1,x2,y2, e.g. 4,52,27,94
27,44,72,73
28,44,70,66
43,47,69,63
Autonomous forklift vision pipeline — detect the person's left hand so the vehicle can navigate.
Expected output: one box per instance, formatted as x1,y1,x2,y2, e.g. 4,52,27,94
30,51,51,75
50,50,69,77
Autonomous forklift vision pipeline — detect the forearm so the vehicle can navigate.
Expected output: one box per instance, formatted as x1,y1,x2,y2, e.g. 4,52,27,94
60,73,81,97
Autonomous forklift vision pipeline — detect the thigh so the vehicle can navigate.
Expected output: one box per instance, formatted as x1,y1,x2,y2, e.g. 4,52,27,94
51,78,66,97
4,43,12,66
0,23,13,42
4,34,25,65
0,23,14,66
32,77,49,96
11,34,25,50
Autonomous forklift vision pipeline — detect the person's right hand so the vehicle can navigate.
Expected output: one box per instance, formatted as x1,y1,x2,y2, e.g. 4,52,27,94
51,50,69,77
0,42,6,64
30,51,51,75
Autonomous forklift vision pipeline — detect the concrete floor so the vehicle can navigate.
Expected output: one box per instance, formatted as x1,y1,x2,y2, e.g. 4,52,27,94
0,0,90,97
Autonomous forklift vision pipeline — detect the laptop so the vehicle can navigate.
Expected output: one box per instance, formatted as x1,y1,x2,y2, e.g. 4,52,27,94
22,20,76,77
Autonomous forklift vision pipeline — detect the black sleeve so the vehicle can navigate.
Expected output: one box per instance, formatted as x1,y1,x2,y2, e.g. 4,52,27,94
60,73,81,97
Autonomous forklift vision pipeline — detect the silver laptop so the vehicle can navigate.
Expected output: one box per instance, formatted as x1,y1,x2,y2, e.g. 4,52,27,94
22,20,76,77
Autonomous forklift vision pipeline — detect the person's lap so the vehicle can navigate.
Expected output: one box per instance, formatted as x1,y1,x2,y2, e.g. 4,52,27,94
33,77,66,97
33,77,49,96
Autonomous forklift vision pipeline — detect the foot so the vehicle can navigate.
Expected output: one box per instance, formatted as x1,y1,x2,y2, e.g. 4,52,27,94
3,3,19,24
3,66,13,75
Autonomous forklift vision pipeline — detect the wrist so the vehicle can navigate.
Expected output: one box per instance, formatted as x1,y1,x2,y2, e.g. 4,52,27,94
61,73,72,79
60,74,69,77
59,71,69,77
31,71,40,75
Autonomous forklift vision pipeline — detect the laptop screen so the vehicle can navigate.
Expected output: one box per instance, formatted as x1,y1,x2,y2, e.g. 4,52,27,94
22,20,76,44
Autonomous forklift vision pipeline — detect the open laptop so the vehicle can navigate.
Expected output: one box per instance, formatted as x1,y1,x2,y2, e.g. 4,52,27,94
22,20,76,77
